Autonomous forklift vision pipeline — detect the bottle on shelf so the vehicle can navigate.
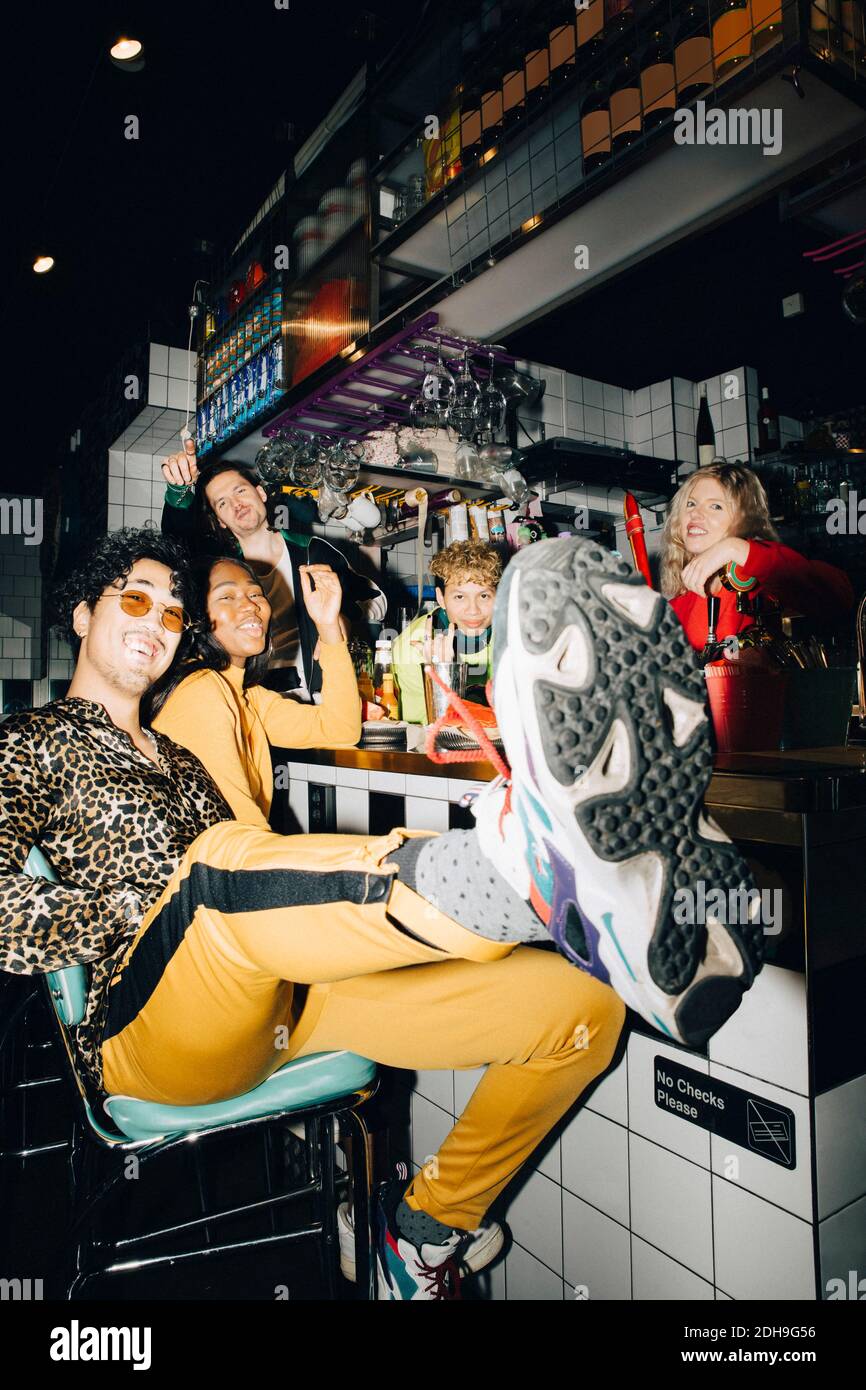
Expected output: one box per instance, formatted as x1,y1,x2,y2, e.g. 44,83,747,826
604,0,635,38
525,17,552,112
712,0,754,77
548,0,577,89
460,83,483,166
501,39,528,132
640,28,677,129
751,0,784,54
609,52,642,153
576,0,605,62
581,77,612,171
697,384,717,467
757,386,780,454
794,465,812,516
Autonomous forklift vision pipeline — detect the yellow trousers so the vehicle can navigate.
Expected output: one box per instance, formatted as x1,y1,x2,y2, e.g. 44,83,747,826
102,821,626,1229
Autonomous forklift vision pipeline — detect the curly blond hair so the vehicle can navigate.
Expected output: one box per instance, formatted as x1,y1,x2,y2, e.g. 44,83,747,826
660,461,778,598
430,539,502,590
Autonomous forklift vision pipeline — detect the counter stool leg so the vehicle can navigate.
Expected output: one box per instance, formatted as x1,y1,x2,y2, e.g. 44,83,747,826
343,1107,375,1302
318,1114,340,1300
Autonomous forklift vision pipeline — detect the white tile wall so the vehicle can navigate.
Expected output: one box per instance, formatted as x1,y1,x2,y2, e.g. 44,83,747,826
631,1235,715,1300
563,1190,631,1300
709,964,809,1096
713,1179,816,1300
0,496,60,686
629,1133,714,1282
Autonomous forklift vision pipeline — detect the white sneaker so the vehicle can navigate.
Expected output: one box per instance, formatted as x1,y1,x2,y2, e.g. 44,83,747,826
478,536,765,1047
338,1198,504,1287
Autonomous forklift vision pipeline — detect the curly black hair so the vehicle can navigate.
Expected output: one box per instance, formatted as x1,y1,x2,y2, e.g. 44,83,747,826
50,527,194,656
142,553,273,724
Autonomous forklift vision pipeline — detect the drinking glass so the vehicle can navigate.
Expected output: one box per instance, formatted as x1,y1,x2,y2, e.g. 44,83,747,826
474,352,507,436
447,349,481,439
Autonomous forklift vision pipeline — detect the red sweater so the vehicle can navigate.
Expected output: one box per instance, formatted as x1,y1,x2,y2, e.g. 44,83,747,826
670,539,854,651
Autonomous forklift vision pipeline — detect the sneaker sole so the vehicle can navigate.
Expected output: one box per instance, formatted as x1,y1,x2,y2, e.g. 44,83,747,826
492,537,764,1047
337,1201,505,1283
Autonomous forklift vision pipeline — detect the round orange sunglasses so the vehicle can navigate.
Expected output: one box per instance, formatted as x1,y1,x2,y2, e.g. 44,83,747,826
98,589,190,633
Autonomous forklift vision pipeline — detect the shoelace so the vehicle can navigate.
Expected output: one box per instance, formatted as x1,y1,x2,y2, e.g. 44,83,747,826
417,1252,463,1300
423,668,511,779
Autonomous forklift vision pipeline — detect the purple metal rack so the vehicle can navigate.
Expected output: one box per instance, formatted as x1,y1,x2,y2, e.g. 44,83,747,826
263,312,517,441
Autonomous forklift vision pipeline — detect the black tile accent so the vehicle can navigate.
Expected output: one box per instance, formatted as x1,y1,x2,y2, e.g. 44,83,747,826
369,791,405,836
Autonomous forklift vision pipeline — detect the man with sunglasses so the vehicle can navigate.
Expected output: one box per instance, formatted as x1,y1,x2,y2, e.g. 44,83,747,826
0,527,762,1299
161,438,386,697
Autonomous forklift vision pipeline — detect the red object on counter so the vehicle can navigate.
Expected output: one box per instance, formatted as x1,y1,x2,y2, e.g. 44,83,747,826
704,661,789,753
623,493,653,587
672,539,854,651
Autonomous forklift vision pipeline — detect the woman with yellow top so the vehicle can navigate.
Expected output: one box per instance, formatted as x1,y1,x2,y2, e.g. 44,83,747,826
144,556,361,828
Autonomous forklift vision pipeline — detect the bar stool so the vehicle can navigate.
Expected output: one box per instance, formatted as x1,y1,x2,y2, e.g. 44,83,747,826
5,847,379,1300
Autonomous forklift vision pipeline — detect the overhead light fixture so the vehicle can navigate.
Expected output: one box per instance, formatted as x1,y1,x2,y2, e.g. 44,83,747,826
110,36,145,71
521,214,543,234
340,341,358,358
33,255,55,274
479,146,498,166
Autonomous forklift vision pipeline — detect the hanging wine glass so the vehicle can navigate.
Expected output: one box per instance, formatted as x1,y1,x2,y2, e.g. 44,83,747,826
409,355,441,431
290,435,324,488
474,352,507,437
255,429,302,484
447,348,481,439
420,344,456,426
323,439,363,492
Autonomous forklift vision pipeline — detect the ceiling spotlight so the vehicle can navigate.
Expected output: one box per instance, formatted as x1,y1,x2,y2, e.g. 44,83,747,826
110,36,145,71
33,255,55,274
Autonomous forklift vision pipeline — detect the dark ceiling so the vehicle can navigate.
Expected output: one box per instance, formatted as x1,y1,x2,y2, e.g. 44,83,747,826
5,1,865,495
3,0,416,489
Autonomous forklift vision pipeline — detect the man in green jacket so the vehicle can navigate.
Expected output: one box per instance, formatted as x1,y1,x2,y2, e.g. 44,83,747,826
392,540,501,723
161,439,386,697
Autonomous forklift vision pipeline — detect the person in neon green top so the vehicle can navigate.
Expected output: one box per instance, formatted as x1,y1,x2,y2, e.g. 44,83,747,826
392,540,502,724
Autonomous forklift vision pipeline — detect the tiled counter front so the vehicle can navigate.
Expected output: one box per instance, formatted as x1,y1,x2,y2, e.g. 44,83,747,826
278,752,866,1302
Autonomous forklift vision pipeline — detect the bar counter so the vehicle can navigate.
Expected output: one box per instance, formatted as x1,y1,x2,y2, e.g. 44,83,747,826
274,742,866,1300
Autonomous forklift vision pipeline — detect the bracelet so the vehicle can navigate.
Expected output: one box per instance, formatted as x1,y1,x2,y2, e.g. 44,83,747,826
726,561,758,592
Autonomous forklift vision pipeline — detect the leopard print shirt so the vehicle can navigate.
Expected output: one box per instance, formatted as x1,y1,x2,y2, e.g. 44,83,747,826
0,698,233,1092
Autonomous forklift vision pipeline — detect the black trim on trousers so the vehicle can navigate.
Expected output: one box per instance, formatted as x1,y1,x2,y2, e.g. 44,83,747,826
102,861,394,1042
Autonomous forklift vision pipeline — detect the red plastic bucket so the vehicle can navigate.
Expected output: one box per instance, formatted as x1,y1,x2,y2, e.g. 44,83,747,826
704,661,789,753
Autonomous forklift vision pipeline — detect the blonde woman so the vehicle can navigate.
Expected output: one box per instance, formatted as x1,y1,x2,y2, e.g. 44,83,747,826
659,461,853,650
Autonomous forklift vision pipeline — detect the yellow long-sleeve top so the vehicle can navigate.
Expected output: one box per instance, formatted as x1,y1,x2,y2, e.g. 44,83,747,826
152,640,362,828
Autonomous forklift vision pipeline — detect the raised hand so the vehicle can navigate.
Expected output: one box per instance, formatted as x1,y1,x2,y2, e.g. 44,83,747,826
299,564,344,642
161,435,199,488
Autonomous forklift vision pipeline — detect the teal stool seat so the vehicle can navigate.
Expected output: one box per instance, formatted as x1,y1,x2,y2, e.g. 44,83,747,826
105,1050,377,1141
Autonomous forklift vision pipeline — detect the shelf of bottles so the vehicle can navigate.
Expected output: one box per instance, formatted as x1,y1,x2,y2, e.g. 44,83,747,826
373,0,815,250
195,274,286,458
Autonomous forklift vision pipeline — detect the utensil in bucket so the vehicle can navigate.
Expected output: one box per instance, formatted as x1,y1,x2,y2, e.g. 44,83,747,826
423,662,468,724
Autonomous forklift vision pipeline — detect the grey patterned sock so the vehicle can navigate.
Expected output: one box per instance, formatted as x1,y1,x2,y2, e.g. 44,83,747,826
390,831,547,945
395,1196,457,1246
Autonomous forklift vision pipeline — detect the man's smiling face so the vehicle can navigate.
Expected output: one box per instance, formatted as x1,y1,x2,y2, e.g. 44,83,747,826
72,559,185,697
